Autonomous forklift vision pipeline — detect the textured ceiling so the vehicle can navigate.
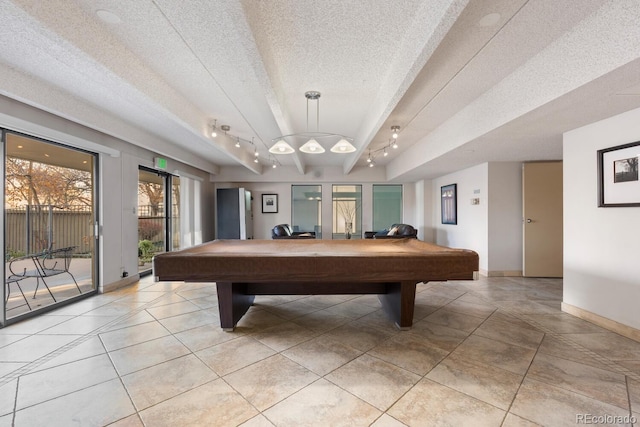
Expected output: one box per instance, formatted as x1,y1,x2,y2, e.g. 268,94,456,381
1,0,639,180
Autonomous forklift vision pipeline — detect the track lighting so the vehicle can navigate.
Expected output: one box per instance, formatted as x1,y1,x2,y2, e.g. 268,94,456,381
391,125,400,139
211,120,218,138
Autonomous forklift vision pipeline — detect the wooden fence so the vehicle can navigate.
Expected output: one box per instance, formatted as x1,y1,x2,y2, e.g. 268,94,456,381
5,206,94,256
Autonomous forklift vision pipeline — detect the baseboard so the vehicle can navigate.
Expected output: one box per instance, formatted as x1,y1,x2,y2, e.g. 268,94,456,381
100,273,140,294
479,269,523,277
562,302,640,343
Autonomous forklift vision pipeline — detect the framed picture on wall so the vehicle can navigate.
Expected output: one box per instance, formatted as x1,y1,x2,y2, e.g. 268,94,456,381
597,140,640,207
441,184,457,224
262,194,278,213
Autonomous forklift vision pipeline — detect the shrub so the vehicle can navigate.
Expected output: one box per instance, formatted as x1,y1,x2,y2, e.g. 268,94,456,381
138,219,163,241
138,240,155,263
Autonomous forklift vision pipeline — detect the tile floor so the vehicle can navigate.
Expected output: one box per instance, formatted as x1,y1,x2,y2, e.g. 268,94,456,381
0,275,639,426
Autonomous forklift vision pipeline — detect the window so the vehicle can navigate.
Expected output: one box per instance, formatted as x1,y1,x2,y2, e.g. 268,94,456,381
291,185,321,238
372,184,402,231
332,185,362,239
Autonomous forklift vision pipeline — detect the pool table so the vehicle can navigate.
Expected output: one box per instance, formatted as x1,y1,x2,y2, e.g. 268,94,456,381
152,239,478,330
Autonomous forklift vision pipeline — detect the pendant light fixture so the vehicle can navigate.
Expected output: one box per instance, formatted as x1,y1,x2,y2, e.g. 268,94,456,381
270,91,355,155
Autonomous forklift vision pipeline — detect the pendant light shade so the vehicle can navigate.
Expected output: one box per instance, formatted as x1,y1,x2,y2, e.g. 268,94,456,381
299,138,325,154
330,138,356,153
268,139,295,154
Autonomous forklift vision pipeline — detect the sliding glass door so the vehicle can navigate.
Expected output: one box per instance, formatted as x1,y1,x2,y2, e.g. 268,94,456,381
137,167,180,274
3,131,98,322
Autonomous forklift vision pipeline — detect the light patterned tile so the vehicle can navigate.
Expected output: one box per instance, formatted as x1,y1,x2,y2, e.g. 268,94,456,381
0,315,74,335
0,379,17,417
0,361,24,379
626,378,640,417
39,315,118,335
263,378,381,426
291,309,351,333
524,314,609,334
16,354,117,409
282,336,362,376
510,378,631,427
108,414,145,427
0,334,80,363
196,336,276,376
370,414,407,427
474,315,544,350
234,309,287,332
139,379,257,427
122,354,217,410
102,311,157,332
251,322,318,352
528,352,628,409
408,320,470,351
224,355,319,411
423,308,487,333
444,299,496,318
31,336,105,372
13,379,135,426
325,354,421,411
157,309,219,334
109,335,190,376
239,414,276,427
146,300,202,320
0,335,28,349
388,378,505,426
99,321,169,352
368,332,449,375
83,301,147,317
502,413,543,426
452,335,536,375
562,332,640,361
175,322,242,352
426,354,523,410
323,322,395,352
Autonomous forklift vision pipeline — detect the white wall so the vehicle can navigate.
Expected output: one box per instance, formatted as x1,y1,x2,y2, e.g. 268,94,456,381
432,162,523,275
564,107,640,330
488,162,523,274
434,163,489,271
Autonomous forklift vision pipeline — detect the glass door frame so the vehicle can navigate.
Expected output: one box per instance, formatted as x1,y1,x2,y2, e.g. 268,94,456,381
1,129,100,327
137,166,177,276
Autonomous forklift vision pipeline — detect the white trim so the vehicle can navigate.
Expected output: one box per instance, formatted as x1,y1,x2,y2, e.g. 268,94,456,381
172,169,203,181
0,112,120,157
562,302,640,343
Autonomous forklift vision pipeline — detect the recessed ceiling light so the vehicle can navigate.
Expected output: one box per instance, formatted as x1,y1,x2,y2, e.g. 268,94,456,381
478,13,501,27
96,9,122,24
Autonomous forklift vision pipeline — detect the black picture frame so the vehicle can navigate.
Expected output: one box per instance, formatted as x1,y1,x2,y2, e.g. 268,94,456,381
597,141,640,207
262,194,278,213
441,184,457,224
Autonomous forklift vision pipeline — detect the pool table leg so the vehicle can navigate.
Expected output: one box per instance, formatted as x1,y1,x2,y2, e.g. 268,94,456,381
378,281,417,330
216,282,255,331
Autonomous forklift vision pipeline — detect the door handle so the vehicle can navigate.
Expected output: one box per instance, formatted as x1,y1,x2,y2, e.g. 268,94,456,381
526,219,533,223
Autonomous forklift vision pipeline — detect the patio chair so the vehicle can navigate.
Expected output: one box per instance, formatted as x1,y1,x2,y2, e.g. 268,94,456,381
30,246,82,300
5,274,31,311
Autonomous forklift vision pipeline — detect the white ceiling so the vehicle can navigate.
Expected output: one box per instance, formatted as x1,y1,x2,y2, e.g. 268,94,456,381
1,0,639,180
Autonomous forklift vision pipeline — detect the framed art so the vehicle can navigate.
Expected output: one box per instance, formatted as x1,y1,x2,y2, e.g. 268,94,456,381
441,184,457,224
262,193,278,213
597,141,640,207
